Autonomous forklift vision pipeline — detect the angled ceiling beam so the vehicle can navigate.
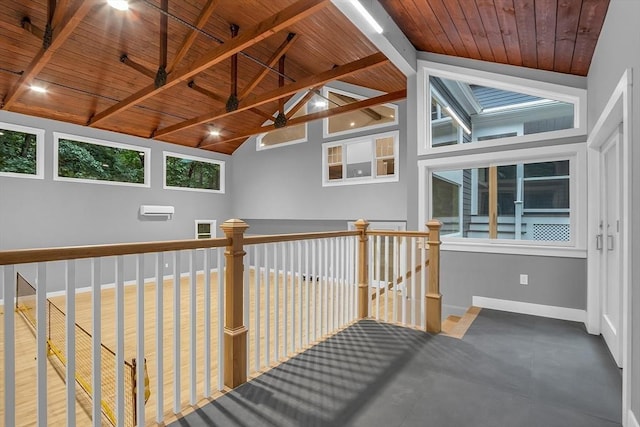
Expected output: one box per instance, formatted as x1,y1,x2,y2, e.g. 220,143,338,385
120,54,156,79
167,0,222,73
88,0,329,126
2,0,95,110
200,89,406,148
285,86,322,119
155,52,388,138
238,32,297,100
21,17,45,40
187,80,273,121
51,0,71,29
332,91,382,120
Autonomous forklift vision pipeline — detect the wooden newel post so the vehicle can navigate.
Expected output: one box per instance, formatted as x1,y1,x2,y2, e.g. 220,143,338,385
426,219,442,333
354,219,369,319
220,219,249,388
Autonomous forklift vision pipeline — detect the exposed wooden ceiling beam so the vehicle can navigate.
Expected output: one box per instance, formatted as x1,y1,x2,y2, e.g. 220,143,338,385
51,0,71,30
21,17,44,40
88,0,330,126
238,32,298,100
120,55,156,79
2,0,95,110
187,81,273,121
332,91,382,120
167,0,222,73
155,52,388,138
199,89,405,149
286,86,322,119
159,0,168,72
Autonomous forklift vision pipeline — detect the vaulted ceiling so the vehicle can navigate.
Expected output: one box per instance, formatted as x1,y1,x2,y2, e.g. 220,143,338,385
0,0,610,154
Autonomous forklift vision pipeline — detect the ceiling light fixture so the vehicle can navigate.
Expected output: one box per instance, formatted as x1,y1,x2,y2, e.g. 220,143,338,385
107,0,129,11
314,100,328,108
209,129,220,137
349,0,383,34
30,85,47,93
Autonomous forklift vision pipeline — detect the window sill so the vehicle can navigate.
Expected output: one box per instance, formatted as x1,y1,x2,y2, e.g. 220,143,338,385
441,240,587,258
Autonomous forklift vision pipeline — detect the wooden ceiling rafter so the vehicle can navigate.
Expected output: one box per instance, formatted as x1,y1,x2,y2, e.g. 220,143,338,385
286,86,322,119
200,89,407,149
156,0,169,87
2,0,96,110
88,0,330,126
120,55,156,79
187,79,273,121
331,91,382,121
167,0,223,73
50,0,71,30
155,52,388,139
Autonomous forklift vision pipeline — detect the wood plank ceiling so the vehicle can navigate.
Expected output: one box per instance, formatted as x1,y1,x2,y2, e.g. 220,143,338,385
379,0,609,76
0,0,610,154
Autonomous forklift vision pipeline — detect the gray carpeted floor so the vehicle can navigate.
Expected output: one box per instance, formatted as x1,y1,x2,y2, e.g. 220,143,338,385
171,309,622,427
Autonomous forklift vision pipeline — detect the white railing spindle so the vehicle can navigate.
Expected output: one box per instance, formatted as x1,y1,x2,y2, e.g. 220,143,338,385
421,237,427,329
311,240,317,342
65,260,76,427
36,263,47,427
274,244,279,361
289,241,294,354
203,249,211,397
392,238,398,324
115,256,125,426
411,237,417,326
155,252,164,423
297,241,302,348
282,242,288,357
384,236,390,323
304,240,310,346
172,251,181,413
136,254,145,427
91,259,101,427
254,245,260,372
189,250,197,405
264,244,270,367
3,265,15,427
217,247,225,391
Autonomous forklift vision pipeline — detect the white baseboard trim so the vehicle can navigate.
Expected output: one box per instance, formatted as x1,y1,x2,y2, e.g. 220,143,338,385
472,296,587,323
629,409,640,427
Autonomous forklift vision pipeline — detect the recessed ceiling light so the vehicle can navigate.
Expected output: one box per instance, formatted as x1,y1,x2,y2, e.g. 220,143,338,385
350,122,355,127
209,129,220,137
107,0,129,11
30,85,47,93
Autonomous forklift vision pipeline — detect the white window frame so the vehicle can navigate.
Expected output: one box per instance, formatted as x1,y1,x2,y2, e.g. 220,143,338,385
163,151,225,194
417,60,587,156
322,130,399,187
256,102,308,151
322,86,399,138
195,220,217,239
53,132,150,187
0,122,45,180
418,143,587,258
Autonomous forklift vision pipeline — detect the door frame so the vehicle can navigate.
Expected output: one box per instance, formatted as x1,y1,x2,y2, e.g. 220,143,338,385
586,68,632,422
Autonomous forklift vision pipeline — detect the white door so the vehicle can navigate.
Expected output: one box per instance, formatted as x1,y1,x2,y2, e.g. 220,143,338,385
599,128,622,367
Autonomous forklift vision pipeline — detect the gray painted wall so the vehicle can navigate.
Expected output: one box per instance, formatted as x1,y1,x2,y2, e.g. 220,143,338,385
0,110,233,294
232,82,407,223
587,0,640,419
441,252,586,315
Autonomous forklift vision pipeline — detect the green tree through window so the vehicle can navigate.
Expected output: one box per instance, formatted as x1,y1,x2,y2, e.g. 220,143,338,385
165,155,221,191
57,138,145,184
0,128,38,175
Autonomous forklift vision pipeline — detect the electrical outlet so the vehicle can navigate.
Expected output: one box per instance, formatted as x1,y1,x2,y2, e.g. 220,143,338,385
519,274,528,285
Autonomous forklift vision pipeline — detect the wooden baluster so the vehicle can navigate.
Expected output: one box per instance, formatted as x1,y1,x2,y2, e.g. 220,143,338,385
354,219,369,319
426,220,442,333
220,219,249,388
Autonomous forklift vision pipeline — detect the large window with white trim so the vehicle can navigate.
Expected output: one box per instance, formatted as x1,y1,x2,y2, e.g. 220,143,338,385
164,151,224,193
0,123,44,179
419,144,587,256
323,131,399,186
418,61,587,155
54,133,150,187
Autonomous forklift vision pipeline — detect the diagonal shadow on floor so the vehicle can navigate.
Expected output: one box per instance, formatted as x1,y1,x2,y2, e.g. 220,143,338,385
173,320,431,427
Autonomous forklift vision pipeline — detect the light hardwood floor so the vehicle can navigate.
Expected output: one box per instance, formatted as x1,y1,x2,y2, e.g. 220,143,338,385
0,269,362,426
